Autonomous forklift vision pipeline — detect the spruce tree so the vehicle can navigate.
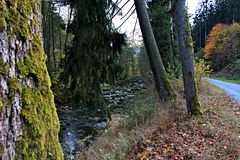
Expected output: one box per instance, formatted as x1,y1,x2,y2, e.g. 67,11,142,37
61,0,125,115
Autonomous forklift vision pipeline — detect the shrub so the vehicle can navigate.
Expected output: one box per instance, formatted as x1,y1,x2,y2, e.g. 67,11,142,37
195,59,212,86
204,23,240,71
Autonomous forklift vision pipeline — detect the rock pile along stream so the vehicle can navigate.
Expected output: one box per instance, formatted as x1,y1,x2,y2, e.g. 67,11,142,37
57,79,146,159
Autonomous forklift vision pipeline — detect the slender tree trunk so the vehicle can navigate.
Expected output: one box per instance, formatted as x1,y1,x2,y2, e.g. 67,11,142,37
199,24,202,48
47,1,52,72
174,0,202,115
134,0,176,101
64,7,73,53
51,3,57,69
59,7,63,53
0,1,63,159
42,1,47,52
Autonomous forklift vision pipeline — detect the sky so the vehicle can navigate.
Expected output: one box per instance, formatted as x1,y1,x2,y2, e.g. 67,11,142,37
187,0,199,15
112,0,200,45
59,1,200,45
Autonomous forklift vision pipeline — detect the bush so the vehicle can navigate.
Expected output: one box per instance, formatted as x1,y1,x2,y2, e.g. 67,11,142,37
204,23,240,71
222,59,240,79
195,59,212,86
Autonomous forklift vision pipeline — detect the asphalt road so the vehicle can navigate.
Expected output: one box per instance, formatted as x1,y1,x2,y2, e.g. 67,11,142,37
206,78,240,103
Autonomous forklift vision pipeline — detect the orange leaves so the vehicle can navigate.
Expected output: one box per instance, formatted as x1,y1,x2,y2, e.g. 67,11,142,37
146,129,151,136
204,23,240,71
204,23,228,60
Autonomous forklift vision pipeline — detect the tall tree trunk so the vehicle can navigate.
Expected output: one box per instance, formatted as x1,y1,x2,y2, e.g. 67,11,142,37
46,1,52,72
64,7,73,53
134,0,176,101
51,3,57,69
58,7,63,53
174,0,202,115
0,1,63,159
42,1,47,53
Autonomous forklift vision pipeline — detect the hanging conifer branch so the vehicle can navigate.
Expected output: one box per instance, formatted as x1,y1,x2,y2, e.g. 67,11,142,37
120,3,135,20
117,9,136,29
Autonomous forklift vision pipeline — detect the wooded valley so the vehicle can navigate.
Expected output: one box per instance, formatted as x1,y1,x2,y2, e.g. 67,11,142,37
1,0,240,159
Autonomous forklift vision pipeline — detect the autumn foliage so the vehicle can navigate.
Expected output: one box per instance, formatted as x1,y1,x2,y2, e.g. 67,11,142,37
204,23,240,71
204,24,228,60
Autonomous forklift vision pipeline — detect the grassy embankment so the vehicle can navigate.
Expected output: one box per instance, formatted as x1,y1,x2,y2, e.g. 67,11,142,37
213,77,240,85
78,80,240,160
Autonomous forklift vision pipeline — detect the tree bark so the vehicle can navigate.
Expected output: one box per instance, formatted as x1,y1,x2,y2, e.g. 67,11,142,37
47,1,52,72
51,3,57,69
64,7,73,53
174,0,202,115
134,0,176,101
0,1,63,159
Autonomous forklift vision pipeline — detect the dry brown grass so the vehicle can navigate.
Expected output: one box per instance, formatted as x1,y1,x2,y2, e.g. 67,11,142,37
76,80,240,160
126,81,240,160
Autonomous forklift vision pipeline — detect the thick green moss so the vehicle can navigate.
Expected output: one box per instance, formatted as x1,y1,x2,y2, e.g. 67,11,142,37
18,34,50,91
0,0,8,33
2,0,63,158
7,78,22,101
0,18,6,31
0,0,7,18
0,98,10,111
16,34,63,159
0,100,3,111
0,59,9,76
17,87,62,160
5,0,39,40
162,77,177,99
0,144,6,155
190,95,203,115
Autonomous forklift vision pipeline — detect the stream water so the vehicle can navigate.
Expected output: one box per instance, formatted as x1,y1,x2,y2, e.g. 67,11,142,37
57,79,145,159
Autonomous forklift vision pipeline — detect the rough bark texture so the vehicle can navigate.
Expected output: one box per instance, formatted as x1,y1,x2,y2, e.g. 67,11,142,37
134,0,176,101
0,0,63,159
174,0,202,115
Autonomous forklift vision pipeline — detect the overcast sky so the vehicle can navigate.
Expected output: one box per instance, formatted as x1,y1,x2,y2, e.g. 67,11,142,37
59,1,200,45
112,0,199,45
187,0,199,15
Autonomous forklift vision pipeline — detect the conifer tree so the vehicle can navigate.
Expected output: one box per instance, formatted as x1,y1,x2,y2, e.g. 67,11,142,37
62,0,125,115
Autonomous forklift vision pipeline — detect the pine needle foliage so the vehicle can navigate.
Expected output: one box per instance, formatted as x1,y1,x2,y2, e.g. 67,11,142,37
148,0,174,70
61,0,126,112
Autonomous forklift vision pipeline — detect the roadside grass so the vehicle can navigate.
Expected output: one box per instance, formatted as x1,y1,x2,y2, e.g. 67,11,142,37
77,80,240,160
212,76,240,84
126,81,240,159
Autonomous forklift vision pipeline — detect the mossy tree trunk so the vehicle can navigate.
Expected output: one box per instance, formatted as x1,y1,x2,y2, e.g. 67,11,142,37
174,0,202,115
134,0,176,101
0,0,63,159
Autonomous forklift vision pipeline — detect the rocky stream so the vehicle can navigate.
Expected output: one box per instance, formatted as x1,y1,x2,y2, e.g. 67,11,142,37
57,79,146,159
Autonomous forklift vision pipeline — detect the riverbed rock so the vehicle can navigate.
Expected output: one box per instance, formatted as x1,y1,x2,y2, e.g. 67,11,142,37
95,122,108,129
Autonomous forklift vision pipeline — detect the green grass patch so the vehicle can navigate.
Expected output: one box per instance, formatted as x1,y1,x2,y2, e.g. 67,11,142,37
76,87,158,160
212,77,240,84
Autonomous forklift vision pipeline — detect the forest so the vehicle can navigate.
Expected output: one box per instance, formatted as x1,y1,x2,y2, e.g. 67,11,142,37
1,0,240,159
